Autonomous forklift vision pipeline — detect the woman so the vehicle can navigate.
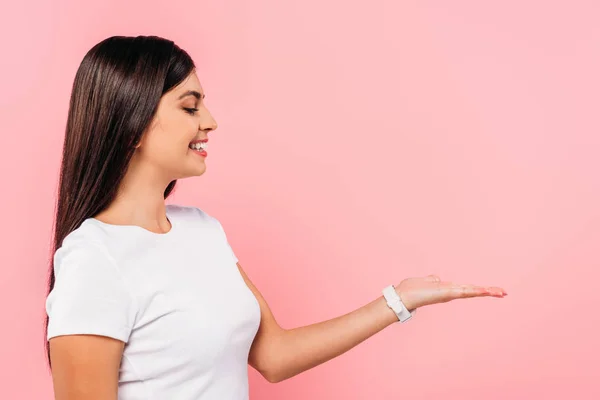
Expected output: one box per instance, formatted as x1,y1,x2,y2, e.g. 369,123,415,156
44,35,506,399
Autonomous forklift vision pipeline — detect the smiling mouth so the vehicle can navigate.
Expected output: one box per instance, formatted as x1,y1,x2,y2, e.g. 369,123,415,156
188,142,207,151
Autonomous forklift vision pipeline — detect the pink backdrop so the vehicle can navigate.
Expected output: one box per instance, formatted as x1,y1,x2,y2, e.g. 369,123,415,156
1,0,599,398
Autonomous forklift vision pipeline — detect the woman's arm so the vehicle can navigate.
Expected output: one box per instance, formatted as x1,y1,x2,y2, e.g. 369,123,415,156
49,335,124,400
237,263,506,383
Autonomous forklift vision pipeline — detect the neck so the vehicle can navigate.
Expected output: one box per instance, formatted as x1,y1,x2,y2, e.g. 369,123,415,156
95,157,174,233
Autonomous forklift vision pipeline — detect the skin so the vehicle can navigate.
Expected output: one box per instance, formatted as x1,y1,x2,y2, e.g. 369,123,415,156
49,70,507,398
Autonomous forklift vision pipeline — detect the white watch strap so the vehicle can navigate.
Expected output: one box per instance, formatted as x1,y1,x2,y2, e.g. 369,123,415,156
382,284,416,323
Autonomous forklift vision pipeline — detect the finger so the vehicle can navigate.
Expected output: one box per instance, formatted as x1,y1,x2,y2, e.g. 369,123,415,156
424,274,441,282
452,284,491,298
462,285,507,298
485,286,507,296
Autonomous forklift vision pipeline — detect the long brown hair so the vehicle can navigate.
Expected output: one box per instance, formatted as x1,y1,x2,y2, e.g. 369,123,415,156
44,35,196,369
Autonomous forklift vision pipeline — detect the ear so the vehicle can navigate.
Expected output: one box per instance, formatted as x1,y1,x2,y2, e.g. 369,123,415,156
135,133,146,149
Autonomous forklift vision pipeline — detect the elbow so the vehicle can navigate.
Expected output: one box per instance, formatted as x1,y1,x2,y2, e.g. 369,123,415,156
253,331,288,383
251,351,283,383
263,366,283,383
264,362,301,383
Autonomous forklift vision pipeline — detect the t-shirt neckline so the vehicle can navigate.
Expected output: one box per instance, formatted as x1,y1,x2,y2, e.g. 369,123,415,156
88,206,176,237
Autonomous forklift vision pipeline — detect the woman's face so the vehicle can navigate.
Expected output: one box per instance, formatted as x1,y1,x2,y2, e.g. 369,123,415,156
135,71,217,181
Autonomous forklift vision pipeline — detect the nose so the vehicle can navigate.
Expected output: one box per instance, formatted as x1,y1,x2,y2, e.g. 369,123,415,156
199,108,218,133
200,119,217,132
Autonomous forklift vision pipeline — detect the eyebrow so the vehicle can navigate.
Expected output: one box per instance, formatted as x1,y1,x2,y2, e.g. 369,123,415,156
177,90,205,101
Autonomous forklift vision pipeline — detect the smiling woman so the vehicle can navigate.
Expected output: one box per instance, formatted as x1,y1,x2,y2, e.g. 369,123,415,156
131,69,216,178
43,35,246,400
44,34,506,400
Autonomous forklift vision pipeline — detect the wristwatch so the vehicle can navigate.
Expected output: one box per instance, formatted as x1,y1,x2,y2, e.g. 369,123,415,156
382,284,416,323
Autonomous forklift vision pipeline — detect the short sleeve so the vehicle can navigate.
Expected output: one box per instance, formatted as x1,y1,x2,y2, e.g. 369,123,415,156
45,242,137,343
215,219,239,264
226,239,239,263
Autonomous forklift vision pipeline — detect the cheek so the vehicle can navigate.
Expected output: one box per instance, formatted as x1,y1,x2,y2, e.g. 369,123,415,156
164,114,198,146
140,111,198,167
142,128,189,166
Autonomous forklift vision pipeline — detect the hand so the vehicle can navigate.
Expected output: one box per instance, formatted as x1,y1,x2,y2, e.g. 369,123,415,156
395,275,507,311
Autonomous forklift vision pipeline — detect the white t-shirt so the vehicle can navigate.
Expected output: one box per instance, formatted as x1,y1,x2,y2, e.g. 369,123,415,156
46,204,261,399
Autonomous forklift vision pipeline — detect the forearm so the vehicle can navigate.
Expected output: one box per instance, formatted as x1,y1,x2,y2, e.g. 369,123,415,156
269,293,399,383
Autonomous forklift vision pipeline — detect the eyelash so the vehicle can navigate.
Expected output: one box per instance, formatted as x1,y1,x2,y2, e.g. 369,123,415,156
183,107,199,115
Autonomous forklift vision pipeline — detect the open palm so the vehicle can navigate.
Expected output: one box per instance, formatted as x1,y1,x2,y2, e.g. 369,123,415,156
397,275,507,311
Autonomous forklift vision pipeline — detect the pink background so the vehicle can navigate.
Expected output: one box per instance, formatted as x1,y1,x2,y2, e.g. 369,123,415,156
1,0,599,398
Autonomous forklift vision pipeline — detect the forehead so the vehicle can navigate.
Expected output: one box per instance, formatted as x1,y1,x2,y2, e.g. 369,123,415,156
170,72,204,99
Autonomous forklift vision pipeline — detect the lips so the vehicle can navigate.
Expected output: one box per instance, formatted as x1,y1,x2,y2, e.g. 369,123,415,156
189,138,208,145
190,147,207,157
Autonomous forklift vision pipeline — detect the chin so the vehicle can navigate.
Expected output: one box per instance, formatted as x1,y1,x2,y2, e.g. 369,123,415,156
175,164,206,179
195,168,207,177
191,165,207,177
178,154,207,178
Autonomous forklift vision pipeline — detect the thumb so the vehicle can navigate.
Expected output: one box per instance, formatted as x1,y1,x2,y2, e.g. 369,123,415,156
424,274,441,282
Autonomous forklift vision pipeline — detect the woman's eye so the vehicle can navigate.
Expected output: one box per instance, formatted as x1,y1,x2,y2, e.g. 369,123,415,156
183,107,199,115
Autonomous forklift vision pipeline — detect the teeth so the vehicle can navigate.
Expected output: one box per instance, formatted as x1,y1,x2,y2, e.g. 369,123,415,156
189,142,207,150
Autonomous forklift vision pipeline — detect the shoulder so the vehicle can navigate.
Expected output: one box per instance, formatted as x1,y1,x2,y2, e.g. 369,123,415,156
50,228,135,313
59,218,115,258
47,235,137,343
53,240,119,283
166,203,223,228
54,223,123,282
